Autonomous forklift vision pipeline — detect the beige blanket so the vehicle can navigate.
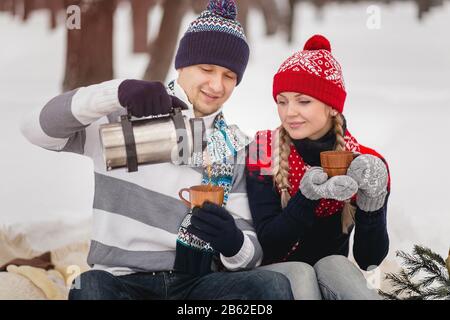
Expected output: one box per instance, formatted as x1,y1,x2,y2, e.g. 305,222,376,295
0,242,90,300
0,218,91,300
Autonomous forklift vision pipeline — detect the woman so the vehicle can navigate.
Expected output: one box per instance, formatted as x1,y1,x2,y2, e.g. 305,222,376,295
248,35,391,300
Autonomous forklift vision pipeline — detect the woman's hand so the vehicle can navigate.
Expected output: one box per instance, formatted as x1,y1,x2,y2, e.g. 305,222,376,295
347,154,388,212
300,167,358,201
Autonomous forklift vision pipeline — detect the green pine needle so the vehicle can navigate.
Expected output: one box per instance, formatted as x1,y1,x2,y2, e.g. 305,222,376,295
380,245,450,300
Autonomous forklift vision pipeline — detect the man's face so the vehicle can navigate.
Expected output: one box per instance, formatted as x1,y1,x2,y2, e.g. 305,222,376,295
177,64,238,117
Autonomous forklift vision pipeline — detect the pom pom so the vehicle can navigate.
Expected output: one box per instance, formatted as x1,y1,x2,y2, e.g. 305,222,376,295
303,35,331,52
207,0,237,20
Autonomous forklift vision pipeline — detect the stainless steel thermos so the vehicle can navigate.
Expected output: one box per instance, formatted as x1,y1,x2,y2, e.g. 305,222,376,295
99,108,205,172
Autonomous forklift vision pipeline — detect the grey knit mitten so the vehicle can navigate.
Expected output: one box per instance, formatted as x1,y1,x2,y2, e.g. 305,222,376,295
347,154,388,212
300,167,358,201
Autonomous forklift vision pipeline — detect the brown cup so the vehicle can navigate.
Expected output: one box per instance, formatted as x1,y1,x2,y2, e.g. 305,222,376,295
320,151,355,177
178,185,224,208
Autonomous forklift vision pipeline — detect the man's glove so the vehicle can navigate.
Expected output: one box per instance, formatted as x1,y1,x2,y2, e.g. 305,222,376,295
188,202,244,257
118,79,188,117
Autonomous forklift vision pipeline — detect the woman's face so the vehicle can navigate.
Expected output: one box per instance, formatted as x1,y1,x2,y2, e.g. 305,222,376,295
276,92,335,140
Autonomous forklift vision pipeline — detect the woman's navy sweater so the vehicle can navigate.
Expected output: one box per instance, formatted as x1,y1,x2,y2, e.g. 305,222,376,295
245,127,389,270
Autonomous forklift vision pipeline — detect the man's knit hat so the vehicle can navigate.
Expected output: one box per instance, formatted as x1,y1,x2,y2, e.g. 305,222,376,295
273,35,347,113
175,0,249,85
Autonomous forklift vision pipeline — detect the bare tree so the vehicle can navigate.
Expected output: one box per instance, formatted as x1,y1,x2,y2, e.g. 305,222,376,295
5,0,439,91
190,0,208,13
287,0,297,43
0,0,16,14
237,0,250,35
4,0,65,29
63,0,116,91
48,0,64,29
131,0,158,53
142,0,189,82
253,0,279,36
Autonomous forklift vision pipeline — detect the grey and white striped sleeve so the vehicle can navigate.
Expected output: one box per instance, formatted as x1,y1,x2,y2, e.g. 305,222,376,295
20,79,124,155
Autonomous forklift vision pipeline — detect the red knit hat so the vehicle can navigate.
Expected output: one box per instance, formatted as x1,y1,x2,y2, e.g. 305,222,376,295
273,34,347,113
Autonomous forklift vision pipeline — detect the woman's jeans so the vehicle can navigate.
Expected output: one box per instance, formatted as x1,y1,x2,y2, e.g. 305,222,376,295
69,268,294,300
258,255,381,300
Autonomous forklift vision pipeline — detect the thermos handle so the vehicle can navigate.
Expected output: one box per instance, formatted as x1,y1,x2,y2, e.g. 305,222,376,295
179,188,191,208
171,107,189,165
120,114,138,172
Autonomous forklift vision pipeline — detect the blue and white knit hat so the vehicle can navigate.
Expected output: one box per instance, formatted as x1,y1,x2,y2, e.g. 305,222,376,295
175,0,249,85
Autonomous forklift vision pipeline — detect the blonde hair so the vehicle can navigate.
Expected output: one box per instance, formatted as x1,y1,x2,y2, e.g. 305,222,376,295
273,113,356,231
273,126,292,208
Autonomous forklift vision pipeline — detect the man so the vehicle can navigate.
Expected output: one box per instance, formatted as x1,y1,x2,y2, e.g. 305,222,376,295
20,0,293,300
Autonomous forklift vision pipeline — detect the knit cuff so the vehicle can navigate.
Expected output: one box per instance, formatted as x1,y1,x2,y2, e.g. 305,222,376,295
356,190,387,212
220,234,254,271
355,206,386,226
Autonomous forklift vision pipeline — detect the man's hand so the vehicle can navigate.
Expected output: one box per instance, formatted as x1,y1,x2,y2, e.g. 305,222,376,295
118,80,188,117
188,202,244,257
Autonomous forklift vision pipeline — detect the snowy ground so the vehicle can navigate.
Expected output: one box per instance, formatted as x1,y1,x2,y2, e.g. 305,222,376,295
0,2,449,262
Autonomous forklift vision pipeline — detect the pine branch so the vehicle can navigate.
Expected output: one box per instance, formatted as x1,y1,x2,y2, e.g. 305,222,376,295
446,249,450,276
385,269,422,297
413,245,446,267
421,286,450,300
418,274,442,288
398,245,449,286
414,245,449,285
396,250,424,278
418,254,445,277
378,290,402,300
382,245,450,300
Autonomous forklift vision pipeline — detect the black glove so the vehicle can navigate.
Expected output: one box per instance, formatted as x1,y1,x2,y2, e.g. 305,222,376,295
188,202,244,257
118,79,188,117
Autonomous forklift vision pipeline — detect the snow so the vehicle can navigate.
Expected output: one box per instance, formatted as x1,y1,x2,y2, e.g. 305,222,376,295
0,1,449,261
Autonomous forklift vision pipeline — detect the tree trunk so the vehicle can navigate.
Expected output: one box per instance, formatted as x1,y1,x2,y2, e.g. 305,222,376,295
190,0,207,14
0,0,17,15
236,0,249,37
63,0,116,91
131,0,157,53
142,0,188,82
48,0,64,29
253,0,279,36
312,0,326,21
287,0,298,43
22,0,34,21
416,0,431,20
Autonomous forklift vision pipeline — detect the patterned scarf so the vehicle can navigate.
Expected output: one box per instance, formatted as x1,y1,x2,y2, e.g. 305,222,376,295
173,112,248,276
